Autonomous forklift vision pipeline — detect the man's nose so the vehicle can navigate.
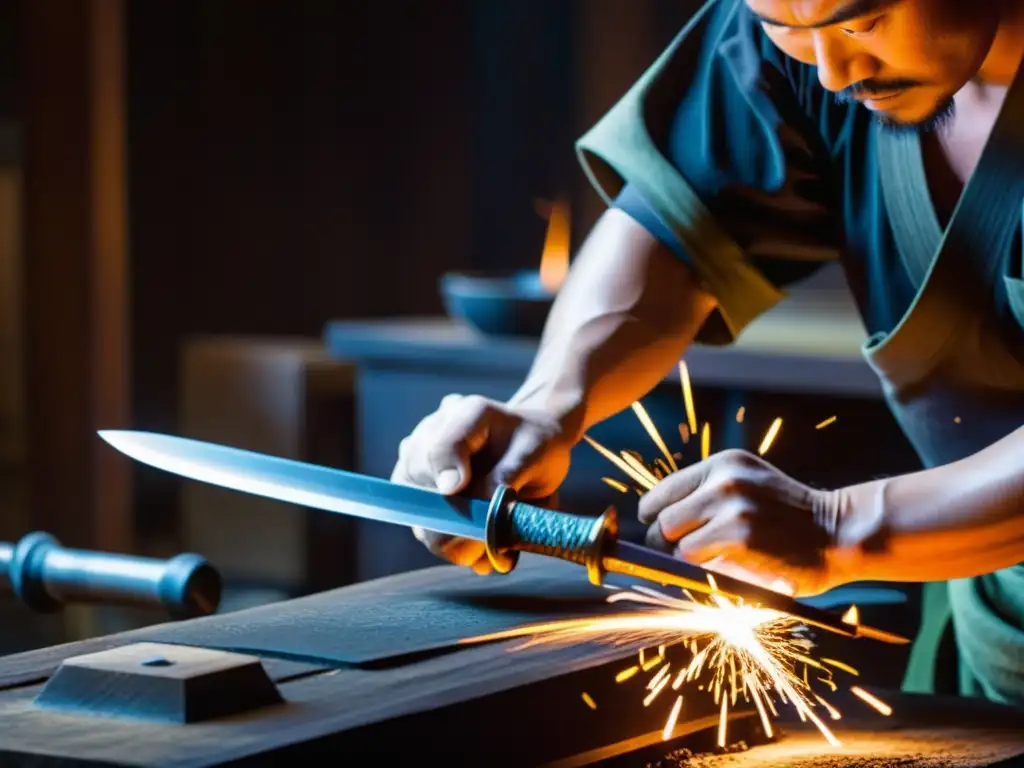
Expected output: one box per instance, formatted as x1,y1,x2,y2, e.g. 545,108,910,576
813,32,871,94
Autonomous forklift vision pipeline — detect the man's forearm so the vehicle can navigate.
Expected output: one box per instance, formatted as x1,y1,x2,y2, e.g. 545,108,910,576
833,424,1024,583
507,209,716,442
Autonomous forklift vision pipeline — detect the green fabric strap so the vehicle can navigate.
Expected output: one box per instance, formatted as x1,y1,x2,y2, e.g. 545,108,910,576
574,0,784,342
875,130,942,290
902,582,951,694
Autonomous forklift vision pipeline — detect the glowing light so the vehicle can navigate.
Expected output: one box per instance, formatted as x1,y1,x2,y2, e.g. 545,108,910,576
758,417,783,456
736,406,745,423
467,584,873,747
581,692,597,709
616,665,639,683
537,200,571,293
568,362,890,747
717,696,728,747
679,362,698,435
633,401,679,472
822,657,859,676
851,686,892,715
663,695,684,740
620,451,659,488
602,477,629,493
583,435,653,491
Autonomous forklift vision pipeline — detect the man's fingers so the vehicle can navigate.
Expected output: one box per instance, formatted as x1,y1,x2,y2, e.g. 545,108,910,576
439,536,488,567
426,396,502,494
702,556,797,596
674,516,745,565
411,526,487,567
645,520,673,552
489,427,565,499
651,484,720,541
400,397,495,493
399,411,448,488
637,461,708,524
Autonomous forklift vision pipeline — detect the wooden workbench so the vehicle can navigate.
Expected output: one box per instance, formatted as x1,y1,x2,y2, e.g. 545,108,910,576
0,556,1021,767
0,557,739,766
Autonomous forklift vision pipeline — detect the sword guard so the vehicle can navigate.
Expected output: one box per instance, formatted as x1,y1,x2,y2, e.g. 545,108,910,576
483,485,619,585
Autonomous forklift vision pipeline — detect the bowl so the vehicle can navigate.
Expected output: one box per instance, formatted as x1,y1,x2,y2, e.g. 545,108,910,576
439,270,556,338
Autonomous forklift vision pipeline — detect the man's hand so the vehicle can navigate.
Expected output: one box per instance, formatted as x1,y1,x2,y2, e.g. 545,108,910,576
391,394,574,574
638,449,845,597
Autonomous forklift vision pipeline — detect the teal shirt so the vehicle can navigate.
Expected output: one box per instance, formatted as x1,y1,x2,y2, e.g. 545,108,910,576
589,0,1024,348
577,0,1024,701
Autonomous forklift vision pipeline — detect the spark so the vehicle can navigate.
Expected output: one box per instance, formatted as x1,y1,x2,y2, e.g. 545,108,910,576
602,477,629,493
583,435,654,491
644,674,671,706
641,652,664,672
822,657,859,676
851,686,893,716
568,364,888,747
616,665,639,683
814,693,841,720
679,361,698,435
758,417,783,456
581,692,597,709
663,695,684,740
648,663,672,690
468,584,876,747
718,696,728,747
633,401,679,472
620,451,660,488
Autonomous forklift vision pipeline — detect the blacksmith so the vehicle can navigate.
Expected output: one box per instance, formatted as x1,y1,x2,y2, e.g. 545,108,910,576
392,0,1024,705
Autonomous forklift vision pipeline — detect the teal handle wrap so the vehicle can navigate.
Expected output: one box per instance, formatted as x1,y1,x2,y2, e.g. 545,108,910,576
483,485,618,585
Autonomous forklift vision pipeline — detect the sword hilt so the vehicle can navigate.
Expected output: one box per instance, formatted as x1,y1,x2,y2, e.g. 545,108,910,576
483,485,618,585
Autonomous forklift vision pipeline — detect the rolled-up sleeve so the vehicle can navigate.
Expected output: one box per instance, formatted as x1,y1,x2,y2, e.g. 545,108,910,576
580,0,843,344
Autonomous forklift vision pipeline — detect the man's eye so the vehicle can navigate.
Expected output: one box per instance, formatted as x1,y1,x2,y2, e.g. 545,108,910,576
841,17,880,36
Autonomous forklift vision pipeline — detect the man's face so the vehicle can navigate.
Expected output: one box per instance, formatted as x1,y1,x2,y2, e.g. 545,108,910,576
745,0,999,129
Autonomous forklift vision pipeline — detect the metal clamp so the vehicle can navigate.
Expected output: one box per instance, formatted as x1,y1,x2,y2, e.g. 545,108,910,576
0,532,222,619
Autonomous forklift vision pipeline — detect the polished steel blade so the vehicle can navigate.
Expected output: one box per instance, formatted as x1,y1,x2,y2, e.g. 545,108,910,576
603,541,910,644
98,430,490,540
99,431,910,644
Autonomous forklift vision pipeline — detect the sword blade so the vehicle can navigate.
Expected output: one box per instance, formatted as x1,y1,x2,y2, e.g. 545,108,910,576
100,431,908,644
603,541,908,643
98,430,490,541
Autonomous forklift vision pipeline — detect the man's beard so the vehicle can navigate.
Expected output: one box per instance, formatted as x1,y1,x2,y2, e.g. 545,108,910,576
875,97,956,135
833,79,956,134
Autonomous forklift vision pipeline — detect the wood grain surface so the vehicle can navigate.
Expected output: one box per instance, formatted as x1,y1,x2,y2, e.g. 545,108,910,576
0,558,1020,766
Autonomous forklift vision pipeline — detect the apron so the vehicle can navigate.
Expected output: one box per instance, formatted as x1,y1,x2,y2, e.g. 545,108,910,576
872,66,1024,704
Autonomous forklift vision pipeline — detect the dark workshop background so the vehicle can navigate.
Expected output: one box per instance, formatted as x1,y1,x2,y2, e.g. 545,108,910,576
0,0,922,676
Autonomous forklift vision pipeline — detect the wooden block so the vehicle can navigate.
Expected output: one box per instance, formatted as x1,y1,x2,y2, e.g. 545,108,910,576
179,336,356,592
33,642,283,723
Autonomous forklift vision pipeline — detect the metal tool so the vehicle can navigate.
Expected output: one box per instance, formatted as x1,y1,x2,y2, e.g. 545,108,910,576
0,531,221,619
98,430,907,643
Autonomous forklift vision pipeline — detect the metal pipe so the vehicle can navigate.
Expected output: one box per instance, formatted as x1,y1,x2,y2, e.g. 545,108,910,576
0,532,221,619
